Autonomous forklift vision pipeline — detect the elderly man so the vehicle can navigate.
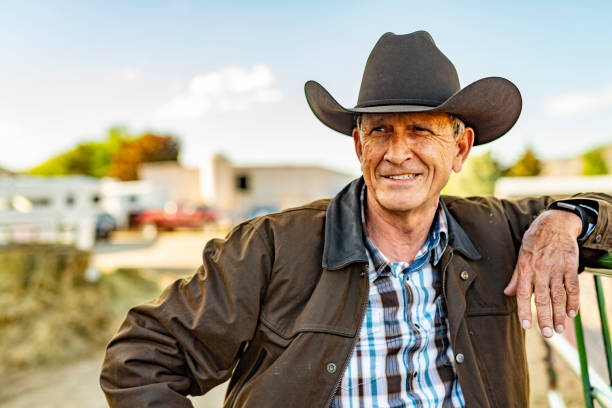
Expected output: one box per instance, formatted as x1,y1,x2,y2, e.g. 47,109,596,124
101,31,612,407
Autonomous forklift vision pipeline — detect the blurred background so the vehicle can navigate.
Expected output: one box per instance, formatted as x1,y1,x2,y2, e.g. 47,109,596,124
1,1,612,407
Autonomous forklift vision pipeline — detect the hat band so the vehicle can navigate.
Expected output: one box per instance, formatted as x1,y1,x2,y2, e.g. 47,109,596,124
355,97,446,108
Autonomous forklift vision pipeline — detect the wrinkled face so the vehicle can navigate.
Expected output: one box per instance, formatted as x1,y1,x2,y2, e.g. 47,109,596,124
353,112,473,216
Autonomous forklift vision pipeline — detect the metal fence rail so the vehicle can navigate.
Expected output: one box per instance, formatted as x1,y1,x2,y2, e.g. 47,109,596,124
547,254,612,408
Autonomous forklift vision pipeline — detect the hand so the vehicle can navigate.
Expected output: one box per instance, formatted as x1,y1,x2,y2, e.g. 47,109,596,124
504,209,582,338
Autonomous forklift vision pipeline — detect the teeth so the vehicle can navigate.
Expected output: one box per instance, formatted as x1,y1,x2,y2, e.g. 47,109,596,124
388,174,417,180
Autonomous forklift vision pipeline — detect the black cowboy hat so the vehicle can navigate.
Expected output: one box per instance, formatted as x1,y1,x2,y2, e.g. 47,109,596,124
304,31,521,145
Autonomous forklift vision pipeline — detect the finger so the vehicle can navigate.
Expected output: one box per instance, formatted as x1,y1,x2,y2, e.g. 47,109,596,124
534,278,554,338
515,256,534,330
565,270,580,318
550,278,567,333
504,268,518,296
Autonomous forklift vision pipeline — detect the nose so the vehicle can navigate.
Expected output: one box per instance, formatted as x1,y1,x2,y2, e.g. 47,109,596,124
383,133,413,165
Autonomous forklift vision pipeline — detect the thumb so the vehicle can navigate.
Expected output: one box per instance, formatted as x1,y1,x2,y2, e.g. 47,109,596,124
504,268,518,296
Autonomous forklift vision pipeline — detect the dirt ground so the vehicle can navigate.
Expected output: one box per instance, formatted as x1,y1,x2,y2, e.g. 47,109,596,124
1,230,601,407
0,352,227,408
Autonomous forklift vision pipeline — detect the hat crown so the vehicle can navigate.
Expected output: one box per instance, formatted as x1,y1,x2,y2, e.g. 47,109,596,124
356,31,460,108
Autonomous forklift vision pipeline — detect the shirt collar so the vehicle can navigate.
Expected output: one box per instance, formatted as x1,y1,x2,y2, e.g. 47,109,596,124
321,177,480,270
359,184,448,281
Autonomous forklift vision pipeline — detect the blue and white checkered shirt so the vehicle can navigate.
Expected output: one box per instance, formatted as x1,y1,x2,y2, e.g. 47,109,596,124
331,187,465,407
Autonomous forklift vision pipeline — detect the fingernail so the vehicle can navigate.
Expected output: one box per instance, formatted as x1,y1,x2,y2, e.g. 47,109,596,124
543,327,553,337
555,324,564,333
569,310,577,318
522,320,531,329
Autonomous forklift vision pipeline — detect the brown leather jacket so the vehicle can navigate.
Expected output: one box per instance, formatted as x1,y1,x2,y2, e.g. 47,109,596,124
100,178,612,407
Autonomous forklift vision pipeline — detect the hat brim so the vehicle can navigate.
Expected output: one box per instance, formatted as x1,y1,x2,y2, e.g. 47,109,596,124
304,77,522,146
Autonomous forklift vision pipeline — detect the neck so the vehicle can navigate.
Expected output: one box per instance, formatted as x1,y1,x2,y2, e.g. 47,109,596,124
365,193,439,263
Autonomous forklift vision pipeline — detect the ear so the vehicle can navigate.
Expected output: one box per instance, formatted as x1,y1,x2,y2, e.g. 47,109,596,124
352,127,363,161
452,127,474,173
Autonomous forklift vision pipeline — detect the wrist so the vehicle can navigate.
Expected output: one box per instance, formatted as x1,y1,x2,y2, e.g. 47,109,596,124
547,209,583,238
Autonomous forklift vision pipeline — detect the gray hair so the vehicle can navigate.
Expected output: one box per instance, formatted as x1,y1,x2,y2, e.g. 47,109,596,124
354,113,465,139
450,115,465,139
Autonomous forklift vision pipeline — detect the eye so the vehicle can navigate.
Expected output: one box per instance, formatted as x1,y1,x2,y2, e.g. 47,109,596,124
370,126,389,134
414,126,433,134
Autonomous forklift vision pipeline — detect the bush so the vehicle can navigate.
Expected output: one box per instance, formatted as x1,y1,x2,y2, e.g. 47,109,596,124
0,244,159,372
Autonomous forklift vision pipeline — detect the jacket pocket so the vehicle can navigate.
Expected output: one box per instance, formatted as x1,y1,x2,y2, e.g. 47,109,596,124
464,271,515,316
230,348,267,408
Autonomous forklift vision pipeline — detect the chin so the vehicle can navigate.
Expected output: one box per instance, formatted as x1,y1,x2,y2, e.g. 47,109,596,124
378,197,422,213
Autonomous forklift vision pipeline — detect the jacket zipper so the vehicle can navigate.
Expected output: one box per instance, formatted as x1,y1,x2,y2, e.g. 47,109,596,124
230,348,268,408
323,262,370,407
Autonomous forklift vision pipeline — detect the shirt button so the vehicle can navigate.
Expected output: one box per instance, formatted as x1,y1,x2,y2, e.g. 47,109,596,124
326,363,337,373
595,234,602,243
455,353,465,364
412,372,417,378
460,270,469,280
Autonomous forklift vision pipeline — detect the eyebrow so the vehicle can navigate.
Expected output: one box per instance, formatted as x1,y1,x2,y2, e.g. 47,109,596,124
363,118,443,134
364,118,387,127
411,121,433,128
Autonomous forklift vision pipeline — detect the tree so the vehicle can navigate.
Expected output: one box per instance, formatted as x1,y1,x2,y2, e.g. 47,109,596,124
582,147,608,176
28,126,133,178
29,144,97,177
505,148,541,177
89,126,134,178
26,127,181,181
443,151,503,196
108,133,180,181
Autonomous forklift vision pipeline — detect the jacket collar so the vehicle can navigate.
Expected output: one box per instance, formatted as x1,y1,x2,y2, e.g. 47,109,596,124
322,177,481,270
439,198,482,261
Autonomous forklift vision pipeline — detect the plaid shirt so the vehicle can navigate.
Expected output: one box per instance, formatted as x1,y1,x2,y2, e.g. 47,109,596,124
331,187,465,407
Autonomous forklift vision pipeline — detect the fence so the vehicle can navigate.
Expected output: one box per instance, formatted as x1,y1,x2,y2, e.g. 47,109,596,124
547,254,612,407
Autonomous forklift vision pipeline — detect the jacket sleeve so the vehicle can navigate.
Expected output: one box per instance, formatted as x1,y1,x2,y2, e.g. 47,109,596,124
100,221,273,407
499,192,612,268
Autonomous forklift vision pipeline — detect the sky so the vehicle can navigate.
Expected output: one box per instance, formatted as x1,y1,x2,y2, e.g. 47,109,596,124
1,1,611,176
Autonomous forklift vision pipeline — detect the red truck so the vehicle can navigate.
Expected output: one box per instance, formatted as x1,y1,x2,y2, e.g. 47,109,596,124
133,202,217,238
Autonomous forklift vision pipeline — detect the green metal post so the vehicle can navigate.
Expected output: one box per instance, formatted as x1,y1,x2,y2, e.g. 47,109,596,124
596,253,612,270
574,311,595,408
594,275,612,385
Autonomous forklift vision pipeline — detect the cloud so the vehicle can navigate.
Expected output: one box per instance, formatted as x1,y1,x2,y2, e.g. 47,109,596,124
0,119,23,139
155,64,283,119
117,66,143,81
545,86,612,116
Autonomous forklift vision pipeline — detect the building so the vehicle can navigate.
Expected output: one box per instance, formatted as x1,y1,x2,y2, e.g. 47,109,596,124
139,161,203,205
205,154,357,219
494,175,612,198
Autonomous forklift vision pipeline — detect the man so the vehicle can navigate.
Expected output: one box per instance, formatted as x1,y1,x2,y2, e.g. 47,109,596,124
101,31,612,407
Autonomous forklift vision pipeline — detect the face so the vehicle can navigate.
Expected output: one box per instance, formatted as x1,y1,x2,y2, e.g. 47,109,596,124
353,112,473,216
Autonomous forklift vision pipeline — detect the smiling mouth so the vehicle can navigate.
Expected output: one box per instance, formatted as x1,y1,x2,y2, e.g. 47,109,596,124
384,173,420,180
